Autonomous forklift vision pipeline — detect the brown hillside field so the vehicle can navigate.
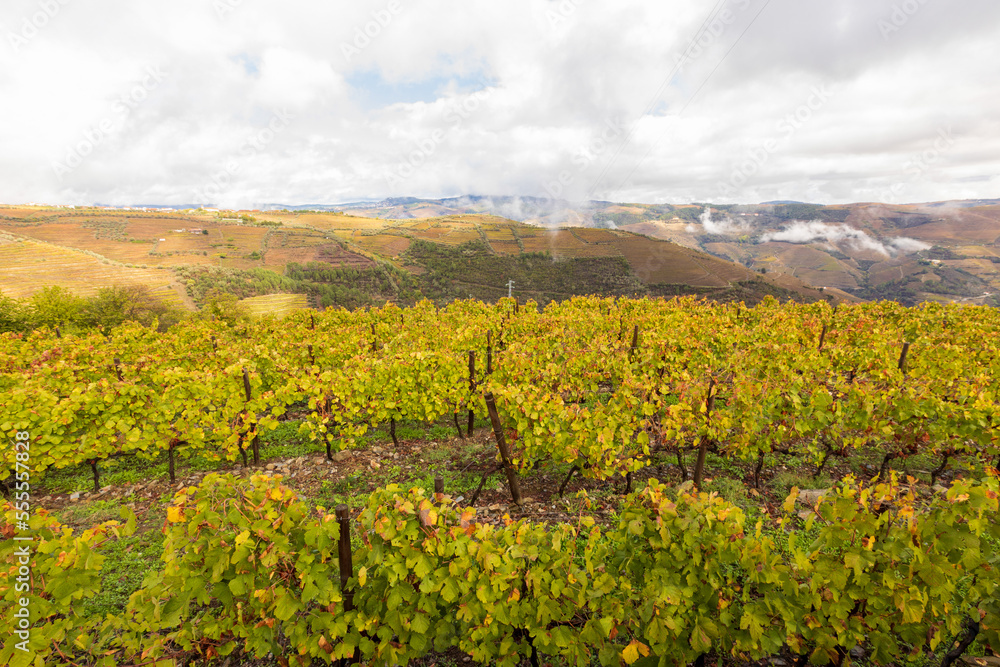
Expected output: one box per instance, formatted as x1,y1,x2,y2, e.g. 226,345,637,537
573,227,621,244
481,227,516,240
488,240,521,255
0,235,188,303
520,231,614,258
757,244,862,290
432,229,481,246
0,205,837,305
353,234,412,257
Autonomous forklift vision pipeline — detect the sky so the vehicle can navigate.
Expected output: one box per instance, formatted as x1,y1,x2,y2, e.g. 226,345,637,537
1,0,998,209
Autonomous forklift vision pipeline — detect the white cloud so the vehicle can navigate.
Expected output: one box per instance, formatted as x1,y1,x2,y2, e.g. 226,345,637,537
759,220,930,256
251,48,345,109
0,0,998,206
696,207,750,235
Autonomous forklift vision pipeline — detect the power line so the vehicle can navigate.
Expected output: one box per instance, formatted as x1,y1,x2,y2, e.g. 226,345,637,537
601,0,775,200
586,0,729,199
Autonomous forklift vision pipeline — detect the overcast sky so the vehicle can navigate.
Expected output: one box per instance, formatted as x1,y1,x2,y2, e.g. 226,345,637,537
1,0,998,208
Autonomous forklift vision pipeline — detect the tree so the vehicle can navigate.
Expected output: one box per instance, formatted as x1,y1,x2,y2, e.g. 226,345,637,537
82,284,186,331
0,293,28,333
29,286,87,329
196,288,250,326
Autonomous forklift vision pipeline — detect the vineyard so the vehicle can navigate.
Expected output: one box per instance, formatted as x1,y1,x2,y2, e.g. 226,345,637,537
2,296,1000,666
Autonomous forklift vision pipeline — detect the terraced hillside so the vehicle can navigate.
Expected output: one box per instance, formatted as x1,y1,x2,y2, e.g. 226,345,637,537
328,197,1000,306
0,233,188,306
0,205,841,309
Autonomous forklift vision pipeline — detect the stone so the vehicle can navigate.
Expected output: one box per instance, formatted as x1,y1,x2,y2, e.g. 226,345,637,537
797,510,815,521
331,451,353,462
797,489,830,505
770,659,788,666
266,463,277,471
933,484,949,495
488,504,501,511
70,492,81,501
370,461,381,470
960,657,1000,667
850,646,865,660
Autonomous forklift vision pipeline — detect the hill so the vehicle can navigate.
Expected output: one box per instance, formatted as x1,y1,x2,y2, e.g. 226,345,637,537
326,197,1000,306
0,205,838,313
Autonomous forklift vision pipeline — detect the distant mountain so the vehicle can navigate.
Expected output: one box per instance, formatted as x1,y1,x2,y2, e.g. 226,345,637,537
57,195,999,308
320,196,1000,306
0,204,842,310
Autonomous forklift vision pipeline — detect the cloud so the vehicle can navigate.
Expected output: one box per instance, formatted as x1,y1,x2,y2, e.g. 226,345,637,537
0,0,999,206
759,220,930,256
691,207,750,235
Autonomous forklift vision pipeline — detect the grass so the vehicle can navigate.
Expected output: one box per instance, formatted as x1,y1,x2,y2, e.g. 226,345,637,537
770,470,836,498
239,292,310,318
31,412,489,501
57,499,121,526
0,237,183,300
82,529,165,619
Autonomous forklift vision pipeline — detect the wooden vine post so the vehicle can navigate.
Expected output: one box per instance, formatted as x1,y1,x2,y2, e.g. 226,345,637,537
693,377,716,490
628,325,639,361
486,330,493,375
898,341,911,375
335,505,356,666
241,367,260,466
88,458,100,493
879,341,913,479
434,475,444,504
167,438,180,484
483,392,522,505
467,351,476,436
323,397,336,461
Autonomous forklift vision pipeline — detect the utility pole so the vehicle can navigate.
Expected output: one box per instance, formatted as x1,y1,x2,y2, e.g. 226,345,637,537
507,280,514,298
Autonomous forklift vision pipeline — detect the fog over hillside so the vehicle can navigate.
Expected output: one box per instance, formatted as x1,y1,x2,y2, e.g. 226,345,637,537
692,209,931,258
